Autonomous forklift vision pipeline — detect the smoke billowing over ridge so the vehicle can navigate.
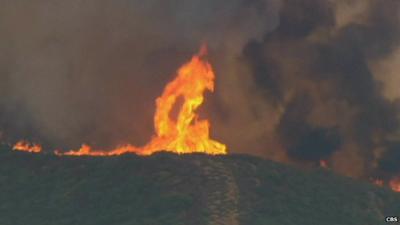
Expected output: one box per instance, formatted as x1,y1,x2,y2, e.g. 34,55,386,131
241,0,400,178
1,0,400,180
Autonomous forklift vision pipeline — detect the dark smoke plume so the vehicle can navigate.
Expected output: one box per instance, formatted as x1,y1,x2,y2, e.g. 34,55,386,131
241,0,400,178
277,95,342,161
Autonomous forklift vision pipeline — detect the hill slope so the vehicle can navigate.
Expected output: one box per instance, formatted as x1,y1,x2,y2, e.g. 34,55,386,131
0,145,399,225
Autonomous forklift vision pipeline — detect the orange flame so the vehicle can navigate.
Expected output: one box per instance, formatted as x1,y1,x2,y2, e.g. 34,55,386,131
389,176,400,192
13,141,42,153
57,45,227,156
371,177,400,192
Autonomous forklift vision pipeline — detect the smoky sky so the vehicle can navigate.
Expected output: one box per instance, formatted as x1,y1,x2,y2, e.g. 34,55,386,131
0,0,280,149
241,0,400,178
1,0,400,180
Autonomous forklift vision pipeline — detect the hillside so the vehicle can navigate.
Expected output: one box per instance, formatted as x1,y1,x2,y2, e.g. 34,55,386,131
0,145,399,225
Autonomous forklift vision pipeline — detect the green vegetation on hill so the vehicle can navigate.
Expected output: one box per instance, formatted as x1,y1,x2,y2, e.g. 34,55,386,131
0,145,399,225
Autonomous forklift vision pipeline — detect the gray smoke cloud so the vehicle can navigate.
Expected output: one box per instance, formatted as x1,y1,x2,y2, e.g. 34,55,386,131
1,0,400,181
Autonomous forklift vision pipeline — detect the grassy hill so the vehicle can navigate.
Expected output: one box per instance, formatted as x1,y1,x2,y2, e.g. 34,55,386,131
0,145,399,225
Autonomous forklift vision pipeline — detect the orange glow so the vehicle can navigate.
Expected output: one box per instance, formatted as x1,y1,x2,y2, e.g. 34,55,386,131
57,45,227,156
13,141,42,153
319,160,328,169
389,177,400,192
371,179,384,187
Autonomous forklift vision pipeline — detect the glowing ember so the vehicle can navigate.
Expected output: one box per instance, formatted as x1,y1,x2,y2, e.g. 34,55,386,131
371,179,384,187
319,160,328,169
389,177,400,192
57,45,227,156
13,141,42,153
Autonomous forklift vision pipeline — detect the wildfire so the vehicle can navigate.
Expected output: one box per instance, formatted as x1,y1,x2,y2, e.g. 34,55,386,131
370,177,400,192
57,45,227,156
13,141,42,153
389,177,400,192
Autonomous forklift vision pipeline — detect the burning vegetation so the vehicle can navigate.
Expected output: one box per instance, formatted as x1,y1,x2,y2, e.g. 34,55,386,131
1,0,400,195
389,177,400,192
12,140,42,153
15,45,226,156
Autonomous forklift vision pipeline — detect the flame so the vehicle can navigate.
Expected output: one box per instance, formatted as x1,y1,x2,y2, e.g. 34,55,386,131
389,176,400,192
371,177,400,192
57,45,226,156
13,141,42,153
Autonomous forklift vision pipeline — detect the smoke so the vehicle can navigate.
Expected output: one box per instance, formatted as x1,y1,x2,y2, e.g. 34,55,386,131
276,95,342,161
239,0,400,178
0,0,280,149
1,0,400,180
